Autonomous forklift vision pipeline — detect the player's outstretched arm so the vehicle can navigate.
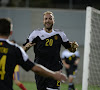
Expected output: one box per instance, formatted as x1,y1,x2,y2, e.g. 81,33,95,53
31,64,67,82
22,42,36,52
68,41,79,53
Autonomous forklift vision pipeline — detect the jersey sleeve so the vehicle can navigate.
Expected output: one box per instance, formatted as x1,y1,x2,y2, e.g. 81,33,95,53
61,32,71,49
16,45,35,71
23,30,37,46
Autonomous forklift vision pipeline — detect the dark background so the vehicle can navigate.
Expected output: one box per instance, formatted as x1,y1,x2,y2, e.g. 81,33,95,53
0,0,100,10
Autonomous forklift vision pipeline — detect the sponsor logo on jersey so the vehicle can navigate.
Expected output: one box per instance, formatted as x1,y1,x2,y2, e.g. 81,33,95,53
41,35,44,37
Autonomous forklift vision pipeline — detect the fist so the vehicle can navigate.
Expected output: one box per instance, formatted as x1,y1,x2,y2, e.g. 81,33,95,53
71,42,78,48
68,41,79,53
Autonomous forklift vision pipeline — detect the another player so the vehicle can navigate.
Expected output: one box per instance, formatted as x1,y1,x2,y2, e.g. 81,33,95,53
13,65,27,90
23,11,78,90
0,18,67,90
61,49,80,90
10,40,27,90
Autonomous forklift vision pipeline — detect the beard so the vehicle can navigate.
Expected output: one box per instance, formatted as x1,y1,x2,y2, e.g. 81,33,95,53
44,23,53,31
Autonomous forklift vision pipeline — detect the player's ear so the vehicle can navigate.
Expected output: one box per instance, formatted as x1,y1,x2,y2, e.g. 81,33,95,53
10,24,13,36
10,31,13,36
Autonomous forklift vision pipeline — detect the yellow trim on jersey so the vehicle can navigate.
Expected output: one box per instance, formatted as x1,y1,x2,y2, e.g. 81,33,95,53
57,80,60,86
14,65,19,72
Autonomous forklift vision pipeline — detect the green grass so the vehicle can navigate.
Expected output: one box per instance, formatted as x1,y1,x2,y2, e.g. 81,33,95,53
13,82,82,90
13,82,36,90
13,82,100,90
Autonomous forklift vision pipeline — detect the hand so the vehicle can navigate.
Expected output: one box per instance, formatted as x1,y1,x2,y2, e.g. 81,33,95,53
53,71,67,82
71,41,79,48
74,59,80,65
23,42,36,51
65,64,70,69
32,64,67,82
68,41,79,52
25,42,36,49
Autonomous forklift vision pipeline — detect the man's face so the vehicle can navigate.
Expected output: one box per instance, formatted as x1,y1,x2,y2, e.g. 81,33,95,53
43,13,54,30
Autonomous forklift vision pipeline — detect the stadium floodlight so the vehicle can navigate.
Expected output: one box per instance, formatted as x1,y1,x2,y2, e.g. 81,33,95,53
82,6,100,90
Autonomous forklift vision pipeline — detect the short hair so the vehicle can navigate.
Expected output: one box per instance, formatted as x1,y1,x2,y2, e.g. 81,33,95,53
43,11,54,19
0,18,12,36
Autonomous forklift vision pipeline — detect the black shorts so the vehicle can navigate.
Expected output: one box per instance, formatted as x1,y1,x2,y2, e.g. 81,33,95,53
35,74,60,90
66,65,77,77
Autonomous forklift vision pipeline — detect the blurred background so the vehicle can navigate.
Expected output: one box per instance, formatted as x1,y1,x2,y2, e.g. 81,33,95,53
0,0,100,86
0,0,100,9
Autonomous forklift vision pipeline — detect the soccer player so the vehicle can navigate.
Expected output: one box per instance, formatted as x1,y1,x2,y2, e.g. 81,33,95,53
23,11,78,90
10,40,27,90
13,65,27,90
0,18,67,90
61,49,80,90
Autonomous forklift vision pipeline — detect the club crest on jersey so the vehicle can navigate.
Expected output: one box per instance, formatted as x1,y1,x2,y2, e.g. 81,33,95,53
0,42,3,45
54,35,58,40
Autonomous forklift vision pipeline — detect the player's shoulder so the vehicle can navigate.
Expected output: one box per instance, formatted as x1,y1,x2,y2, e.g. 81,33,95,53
75,50,80,56
54,29,66,37
33,28,43,32
54,29,64,32
28,28,43,36
62,49,68,54
7,40,17,46
30,28,43,35
6,40,22,52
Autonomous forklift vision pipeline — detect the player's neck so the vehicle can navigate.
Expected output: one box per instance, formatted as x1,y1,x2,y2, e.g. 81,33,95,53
44,28,52,33
0,35,9,39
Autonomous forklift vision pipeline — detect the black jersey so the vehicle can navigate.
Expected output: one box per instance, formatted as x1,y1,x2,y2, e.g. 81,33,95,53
23,28,71,71
0,39,35,90
61,50,80,65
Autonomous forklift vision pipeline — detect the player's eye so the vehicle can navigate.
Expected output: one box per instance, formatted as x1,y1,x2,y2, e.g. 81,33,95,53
45,18,48,20
49,18,52,20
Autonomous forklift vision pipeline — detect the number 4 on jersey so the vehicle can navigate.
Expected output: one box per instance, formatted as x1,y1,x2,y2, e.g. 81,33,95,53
0,55,6,80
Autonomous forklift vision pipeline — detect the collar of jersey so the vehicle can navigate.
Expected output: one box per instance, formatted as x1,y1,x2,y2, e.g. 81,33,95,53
43,28,54,34
0,38,9,41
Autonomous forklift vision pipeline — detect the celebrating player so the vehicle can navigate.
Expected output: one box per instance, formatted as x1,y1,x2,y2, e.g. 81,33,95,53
23,11,78,90
0,18,67,90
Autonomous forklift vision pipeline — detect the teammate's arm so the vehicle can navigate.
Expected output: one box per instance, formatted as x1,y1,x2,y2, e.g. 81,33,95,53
31,64,67,82
17,46,67,82
23,30,37,52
